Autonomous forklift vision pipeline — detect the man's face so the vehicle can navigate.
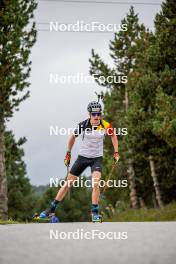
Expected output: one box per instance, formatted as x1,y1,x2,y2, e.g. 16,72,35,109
89,112,102,123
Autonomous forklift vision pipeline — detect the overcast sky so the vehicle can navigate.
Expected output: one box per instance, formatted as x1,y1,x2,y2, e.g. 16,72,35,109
7,0,162,185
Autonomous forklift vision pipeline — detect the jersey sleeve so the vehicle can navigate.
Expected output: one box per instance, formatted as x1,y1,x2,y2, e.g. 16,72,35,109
102,120,115,136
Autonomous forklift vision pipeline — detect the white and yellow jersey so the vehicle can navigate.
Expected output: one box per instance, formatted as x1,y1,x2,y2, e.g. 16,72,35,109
73,118,114,158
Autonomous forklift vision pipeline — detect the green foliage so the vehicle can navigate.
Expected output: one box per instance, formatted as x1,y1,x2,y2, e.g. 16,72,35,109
89,1,176,208
106,202,176,222
32,185,48,197
5,131,37,221
153,88,176,147
126,0,176,203
0,0,37,118
0,0,37,219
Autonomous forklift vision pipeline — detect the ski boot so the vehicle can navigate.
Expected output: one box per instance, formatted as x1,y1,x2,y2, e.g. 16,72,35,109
91,204,102,223
91,213,102,223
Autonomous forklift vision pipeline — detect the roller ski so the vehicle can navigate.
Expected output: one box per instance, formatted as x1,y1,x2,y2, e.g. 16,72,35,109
91,213,102,223
32,212,59,223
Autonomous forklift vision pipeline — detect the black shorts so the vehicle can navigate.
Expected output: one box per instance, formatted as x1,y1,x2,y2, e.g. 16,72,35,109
70,155,103,177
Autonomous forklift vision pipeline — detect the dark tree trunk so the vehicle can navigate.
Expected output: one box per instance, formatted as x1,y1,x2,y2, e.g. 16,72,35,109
127,158,139,209
124,88,139,209
0,119,8,220
152,192,158,209
139,197,147,209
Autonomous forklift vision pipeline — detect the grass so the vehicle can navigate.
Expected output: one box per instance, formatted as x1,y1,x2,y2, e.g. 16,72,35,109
105,202,176,222
0,219,21,225
1,202,176,223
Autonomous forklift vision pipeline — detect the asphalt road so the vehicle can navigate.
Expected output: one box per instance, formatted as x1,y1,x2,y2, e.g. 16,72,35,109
0,222,176,264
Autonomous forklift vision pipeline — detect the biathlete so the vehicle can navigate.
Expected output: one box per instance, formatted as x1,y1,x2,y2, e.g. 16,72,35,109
39,101,119,222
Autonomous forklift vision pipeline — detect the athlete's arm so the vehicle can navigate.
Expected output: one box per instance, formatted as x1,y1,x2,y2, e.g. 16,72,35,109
67,134,76,152
64,134,76,167
111,134,119,152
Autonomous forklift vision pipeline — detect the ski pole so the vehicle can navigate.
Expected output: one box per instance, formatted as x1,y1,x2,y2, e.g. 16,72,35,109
66,166,71,200
63,166,71,200
102,160,119,194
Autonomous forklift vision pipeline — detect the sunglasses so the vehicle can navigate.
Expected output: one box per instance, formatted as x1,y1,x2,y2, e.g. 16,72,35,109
91,112,102,117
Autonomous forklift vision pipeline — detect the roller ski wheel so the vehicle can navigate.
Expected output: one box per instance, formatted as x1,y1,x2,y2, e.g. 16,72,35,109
50,215,59,223
91,214,102,223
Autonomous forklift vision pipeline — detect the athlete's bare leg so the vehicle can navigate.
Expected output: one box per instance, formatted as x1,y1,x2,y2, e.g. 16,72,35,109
55,173,77,201
92,171,101,204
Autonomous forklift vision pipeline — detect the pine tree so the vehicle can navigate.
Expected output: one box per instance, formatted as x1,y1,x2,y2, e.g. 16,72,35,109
5,131,36,220
151,0,176,147
0,0,37,219
126,0,176,207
